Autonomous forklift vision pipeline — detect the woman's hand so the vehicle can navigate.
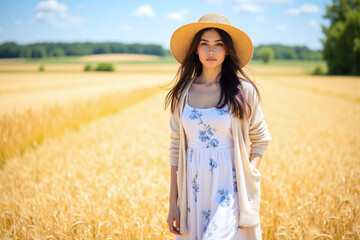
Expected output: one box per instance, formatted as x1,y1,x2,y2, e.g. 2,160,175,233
167,204,182,235
249,153,262,168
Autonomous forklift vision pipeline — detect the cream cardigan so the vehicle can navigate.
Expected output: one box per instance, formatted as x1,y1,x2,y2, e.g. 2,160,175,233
169,76,272,234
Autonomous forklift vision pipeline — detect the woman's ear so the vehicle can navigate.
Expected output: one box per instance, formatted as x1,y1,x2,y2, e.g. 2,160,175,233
196,49,199,54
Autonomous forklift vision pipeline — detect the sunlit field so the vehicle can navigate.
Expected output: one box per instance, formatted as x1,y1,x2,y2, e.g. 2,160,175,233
0,72,173,115
0,57,359,239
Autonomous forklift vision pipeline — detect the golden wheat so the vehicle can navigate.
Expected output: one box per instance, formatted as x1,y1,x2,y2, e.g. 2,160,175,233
80,54,160,62
0,72,172,115
0,63,179,74
0,68,359,239
0,85,162,167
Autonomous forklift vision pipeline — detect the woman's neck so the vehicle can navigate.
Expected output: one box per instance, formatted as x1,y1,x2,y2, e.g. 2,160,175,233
197,66,222,84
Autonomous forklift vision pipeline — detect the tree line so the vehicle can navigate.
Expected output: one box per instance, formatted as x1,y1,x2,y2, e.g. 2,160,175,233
0,42,166,58
253,44,322,61
0,41,322,61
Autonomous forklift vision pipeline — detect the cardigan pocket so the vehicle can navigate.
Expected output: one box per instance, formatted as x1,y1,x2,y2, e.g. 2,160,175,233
249,162,261,180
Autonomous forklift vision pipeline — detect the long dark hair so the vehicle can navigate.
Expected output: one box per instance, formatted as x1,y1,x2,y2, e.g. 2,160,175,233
163,27,261,120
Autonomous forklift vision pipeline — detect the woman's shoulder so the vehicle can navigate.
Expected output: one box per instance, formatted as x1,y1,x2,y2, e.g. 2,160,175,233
239,79,255,95
239,79,259,104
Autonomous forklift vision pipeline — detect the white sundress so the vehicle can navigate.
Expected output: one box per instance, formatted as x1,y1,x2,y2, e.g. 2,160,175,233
176,91,262,240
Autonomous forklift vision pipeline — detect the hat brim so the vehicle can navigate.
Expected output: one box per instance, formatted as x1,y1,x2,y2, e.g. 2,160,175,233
170,22,254,68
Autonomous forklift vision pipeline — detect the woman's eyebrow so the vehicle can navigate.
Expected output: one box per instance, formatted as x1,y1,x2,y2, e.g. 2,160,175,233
200,39,223,42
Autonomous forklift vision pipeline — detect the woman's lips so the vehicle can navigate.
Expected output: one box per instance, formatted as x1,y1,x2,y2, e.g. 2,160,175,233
206,58,217,62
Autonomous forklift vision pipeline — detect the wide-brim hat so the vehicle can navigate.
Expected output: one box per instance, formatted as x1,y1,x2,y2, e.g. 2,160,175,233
170,13,254,68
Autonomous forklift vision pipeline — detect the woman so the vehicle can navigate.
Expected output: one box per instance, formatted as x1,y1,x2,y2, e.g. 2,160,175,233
164,13,272,239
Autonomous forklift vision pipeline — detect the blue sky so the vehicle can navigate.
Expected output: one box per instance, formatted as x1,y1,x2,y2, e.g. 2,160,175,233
0,0,332,51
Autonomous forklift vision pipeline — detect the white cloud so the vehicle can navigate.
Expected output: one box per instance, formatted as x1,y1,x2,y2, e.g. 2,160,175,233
77,4,86,10
276,24,287,30
34,0,83,27
257,0,292,3
14,20,22,25
118,24,131,31
235,4,263,13
36,0,67,12
166,9,188,21
255,15,267,22
286,3,320,15
207,0,225,3
211,0,292,3
131,5,155,18
308,19,319,28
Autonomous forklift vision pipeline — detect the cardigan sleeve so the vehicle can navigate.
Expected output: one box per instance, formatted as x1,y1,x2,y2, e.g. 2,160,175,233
248,84,272,156
169,111,180,166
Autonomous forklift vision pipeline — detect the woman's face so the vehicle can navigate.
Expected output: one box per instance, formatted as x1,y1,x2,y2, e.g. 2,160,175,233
196,29,227,70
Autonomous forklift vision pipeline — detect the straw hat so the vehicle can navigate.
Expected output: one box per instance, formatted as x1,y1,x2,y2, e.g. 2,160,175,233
170,13,254,68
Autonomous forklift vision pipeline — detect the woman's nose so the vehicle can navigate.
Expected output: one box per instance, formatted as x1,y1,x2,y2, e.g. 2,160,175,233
208,50,215,56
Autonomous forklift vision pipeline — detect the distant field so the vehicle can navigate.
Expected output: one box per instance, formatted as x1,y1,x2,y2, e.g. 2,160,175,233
0,54,178,65
0,54,179,73
80,53,161,62
0,63,180,73
0,61,323,76
0,72,173,115
0,55,325,66
0,58,357,115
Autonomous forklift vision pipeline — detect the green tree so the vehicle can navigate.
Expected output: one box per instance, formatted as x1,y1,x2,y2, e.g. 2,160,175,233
322,0,360,75
31,46,47,58
95,63,114,71
39,64,45,72
84,64,93,71
0,42,21,58
49,47,65,57
258,47,275,63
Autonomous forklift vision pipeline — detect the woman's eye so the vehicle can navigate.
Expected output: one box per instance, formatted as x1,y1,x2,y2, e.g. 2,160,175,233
217,43,223,46
201,42,207,46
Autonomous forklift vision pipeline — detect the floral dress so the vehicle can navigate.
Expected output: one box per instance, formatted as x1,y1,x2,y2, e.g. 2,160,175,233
176,92,259,240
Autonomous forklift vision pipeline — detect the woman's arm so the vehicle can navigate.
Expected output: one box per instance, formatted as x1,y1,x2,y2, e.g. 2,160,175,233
168,111,180,204
167,112,182,235
169,166,178,206
167,159,181,235
169,111,180,166
248,85,272,160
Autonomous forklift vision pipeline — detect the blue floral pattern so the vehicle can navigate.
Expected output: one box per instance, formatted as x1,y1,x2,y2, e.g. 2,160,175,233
183,94,244,239
204,221,218,238
190,148,193,162
217,109,228,115
201,209,211,233
232,166,238,193
209,157,217,174
189,108,220,148
218,188,231,207
209,138,219,148
192,172,199,203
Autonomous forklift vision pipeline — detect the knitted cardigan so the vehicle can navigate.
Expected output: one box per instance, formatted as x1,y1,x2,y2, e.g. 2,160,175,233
169,76,272,234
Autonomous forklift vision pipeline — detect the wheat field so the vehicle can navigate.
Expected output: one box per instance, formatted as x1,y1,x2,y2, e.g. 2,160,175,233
0,72,173,115
0,65,359,239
